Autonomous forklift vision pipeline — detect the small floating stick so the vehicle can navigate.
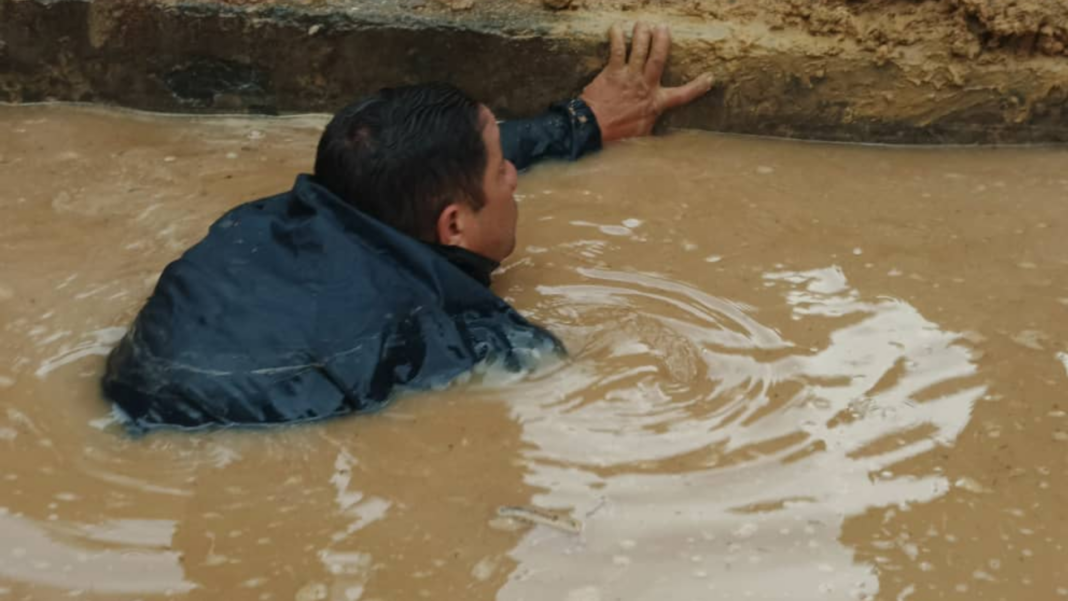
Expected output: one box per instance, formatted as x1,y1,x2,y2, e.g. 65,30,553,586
496,505,583,534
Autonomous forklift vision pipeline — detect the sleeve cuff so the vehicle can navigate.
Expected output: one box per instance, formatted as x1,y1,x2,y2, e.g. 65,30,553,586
548,98,603,161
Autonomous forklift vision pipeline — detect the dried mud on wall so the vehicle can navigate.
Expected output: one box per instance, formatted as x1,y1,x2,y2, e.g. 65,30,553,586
549,0,1068,59
548,0,1068,142
2,0,1068,143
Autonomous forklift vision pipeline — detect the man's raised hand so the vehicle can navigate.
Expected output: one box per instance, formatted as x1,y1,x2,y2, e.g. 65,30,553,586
581,22,714,143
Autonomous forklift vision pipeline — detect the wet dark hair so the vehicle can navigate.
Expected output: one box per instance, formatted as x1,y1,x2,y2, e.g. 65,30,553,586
314,83,488,242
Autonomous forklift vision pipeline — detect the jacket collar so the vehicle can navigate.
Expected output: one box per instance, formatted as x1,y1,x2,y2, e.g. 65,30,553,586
298,175,500,287
426,243,499,287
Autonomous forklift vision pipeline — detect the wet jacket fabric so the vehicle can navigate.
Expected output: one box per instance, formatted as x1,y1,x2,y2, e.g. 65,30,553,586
102,99,602,432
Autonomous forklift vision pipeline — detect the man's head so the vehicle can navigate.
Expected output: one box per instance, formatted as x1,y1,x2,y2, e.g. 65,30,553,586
314,84,519,262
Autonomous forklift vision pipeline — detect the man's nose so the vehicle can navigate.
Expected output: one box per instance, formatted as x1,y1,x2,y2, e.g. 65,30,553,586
507,160,518,187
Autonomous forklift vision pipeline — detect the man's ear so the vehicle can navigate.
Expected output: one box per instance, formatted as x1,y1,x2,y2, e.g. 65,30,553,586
436,202,465,247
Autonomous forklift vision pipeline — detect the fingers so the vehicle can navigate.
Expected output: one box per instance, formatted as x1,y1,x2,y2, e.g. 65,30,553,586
660,73,714,110
644,24,671,84
608,23,626,69
628,22,652,72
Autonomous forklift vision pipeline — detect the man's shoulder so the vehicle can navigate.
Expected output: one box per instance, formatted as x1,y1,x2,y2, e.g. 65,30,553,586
211,185,302,228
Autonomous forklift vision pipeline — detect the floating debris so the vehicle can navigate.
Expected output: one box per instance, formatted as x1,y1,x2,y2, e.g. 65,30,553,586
496,505,583,534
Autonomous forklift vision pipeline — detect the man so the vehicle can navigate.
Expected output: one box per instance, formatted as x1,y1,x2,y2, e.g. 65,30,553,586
102,23,712,431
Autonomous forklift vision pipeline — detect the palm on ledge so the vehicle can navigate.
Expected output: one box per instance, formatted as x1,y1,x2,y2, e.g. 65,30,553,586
581,22,714,143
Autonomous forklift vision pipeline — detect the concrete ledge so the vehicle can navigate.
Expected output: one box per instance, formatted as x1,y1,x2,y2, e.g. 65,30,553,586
3,0,1068,143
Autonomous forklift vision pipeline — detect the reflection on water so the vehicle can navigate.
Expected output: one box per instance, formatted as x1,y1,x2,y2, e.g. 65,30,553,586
0,513,194,595
2,106,1067,600
35,327,127,379
493,265,982,600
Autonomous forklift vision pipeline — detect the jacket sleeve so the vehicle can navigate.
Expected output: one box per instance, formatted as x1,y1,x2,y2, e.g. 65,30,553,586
499,98,603,171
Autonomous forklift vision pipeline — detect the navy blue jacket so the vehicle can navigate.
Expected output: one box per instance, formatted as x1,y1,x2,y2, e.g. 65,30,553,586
102,100,601,431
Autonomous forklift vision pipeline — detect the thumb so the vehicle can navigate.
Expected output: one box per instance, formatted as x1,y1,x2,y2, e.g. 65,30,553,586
659,73,714,110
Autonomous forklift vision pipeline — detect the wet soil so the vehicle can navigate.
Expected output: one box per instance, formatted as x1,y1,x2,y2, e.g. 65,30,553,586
536,0,1068,60
5,0,1068,142
1,105,1067,600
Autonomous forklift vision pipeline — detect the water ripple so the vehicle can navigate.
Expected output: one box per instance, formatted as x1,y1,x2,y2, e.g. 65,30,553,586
498,265,985,601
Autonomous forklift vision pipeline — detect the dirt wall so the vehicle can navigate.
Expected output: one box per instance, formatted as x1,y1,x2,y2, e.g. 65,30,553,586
2,0,1067,143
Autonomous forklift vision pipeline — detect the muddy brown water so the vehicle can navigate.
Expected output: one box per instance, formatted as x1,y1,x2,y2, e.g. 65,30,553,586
1,105,1067,601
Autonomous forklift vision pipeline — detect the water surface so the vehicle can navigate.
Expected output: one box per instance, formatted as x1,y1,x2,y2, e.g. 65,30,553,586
1,105,1066,600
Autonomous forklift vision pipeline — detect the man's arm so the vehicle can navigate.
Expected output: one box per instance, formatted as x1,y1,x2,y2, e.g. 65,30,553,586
500,22,713,171
499,98,602,171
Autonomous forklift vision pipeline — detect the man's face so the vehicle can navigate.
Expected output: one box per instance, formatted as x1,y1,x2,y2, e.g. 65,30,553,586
458,106,519,263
